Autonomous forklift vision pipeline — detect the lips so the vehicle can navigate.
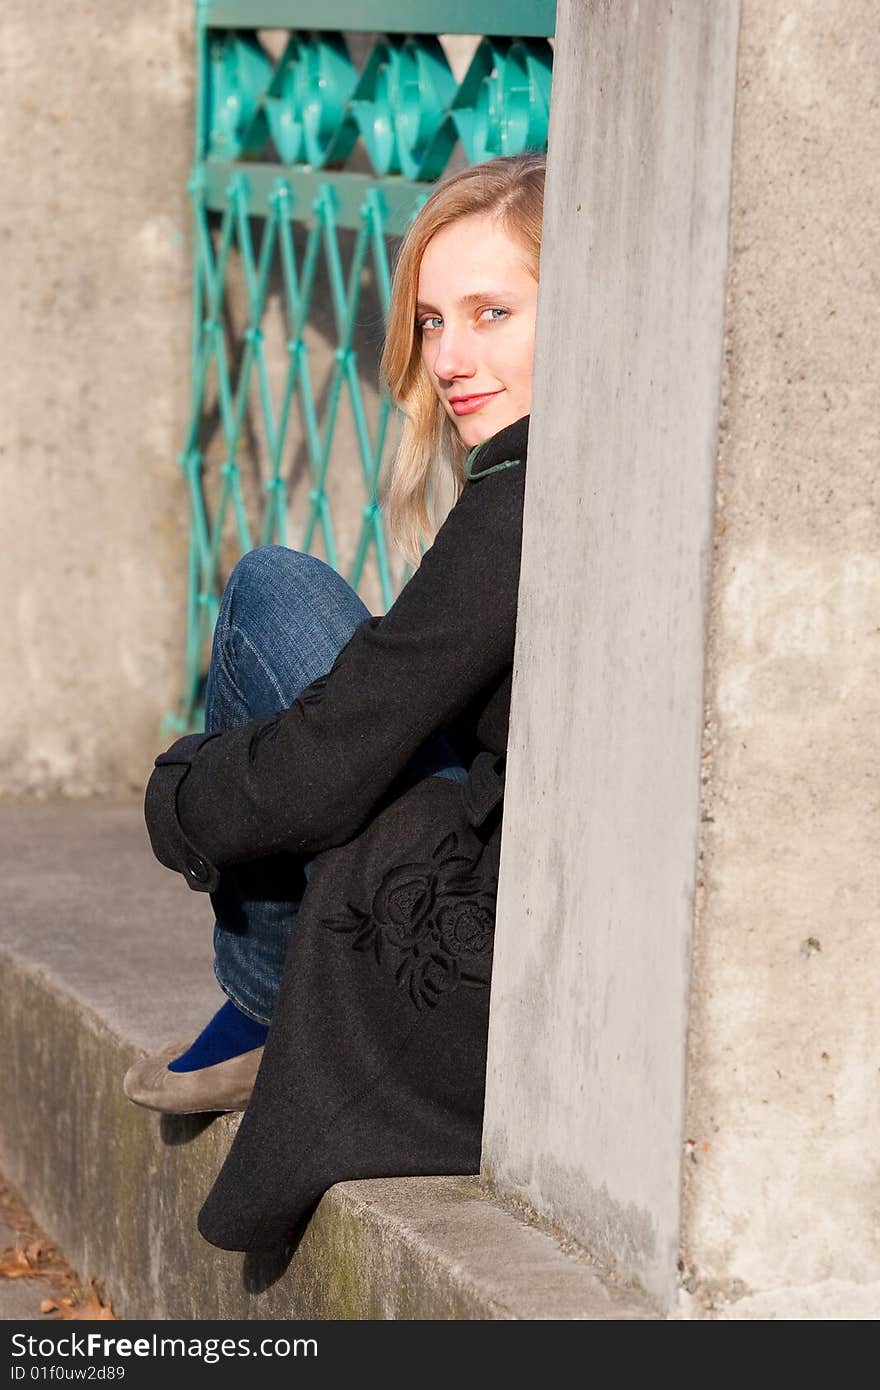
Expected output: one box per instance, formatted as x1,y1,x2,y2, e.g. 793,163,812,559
449,390,503,416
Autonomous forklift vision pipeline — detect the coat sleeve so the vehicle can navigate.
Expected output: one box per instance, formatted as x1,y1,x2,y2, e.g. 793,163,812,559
143,464,525,891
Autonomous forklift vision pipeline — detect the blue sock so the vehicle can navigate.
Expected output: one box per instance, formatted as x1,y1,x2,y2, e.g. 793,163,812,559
168,999,269,1073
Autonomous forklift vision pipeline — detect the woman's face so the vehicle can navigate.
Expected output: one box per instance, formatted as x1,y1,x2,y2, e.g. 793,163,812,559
416,212,538,449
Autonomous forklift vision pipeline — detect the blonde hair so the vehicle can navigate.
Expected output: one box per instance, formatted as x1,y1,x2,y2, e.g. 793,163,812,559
380,153,545,568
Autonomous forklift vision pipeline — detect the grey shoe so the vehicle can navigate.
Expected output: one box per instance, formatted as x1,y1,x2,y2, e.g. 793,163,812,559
123,1040,264,1115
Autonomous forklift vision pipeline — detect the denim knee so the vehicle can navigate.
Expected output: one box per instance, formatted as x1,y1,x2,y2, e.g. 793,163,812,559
207,545,372,727
219,546,356,636
224,546,328,608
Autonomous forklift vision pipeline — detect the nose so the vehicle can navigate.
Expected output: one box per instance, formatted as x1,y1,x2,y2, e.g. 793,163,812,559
430,323,476,385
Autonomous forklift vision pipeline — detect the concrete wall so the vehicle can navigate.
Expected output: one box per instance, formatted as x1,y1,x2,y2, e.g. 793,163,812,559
680,0,880,1318
0,3,194,794
482,0,740,1310
0,17,478,795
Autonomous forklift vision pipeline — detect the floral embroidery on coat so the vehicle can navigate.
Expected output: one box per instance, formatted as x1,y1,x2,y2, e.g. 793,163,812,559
322,830,495,1010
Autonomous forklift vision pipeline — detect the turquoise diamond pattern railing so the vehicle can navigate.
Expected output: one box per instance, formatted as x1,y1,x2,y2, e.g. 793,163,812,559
205,29,554,179
166,2,555,734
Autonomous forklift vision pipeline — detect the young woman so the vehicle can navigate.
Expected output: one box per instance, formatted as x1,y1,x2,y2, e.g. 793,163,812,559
127,152,545,1251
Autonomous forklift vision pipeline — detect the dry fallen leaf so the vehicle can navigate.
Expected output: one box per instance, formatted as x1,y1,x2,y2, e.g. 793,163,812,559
25,1239,72,1280
52,1280,116,1321
0,1241,72,1282
0,1246,33,1278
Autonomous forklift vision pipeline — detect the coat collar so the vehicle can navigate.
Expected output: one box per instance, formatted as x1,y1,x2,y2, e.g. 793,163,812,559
463,414,530,483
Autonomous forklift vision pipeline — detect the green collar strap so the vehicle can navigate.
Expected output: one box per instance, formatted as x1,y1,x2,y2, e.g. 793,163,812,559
464,444,524,483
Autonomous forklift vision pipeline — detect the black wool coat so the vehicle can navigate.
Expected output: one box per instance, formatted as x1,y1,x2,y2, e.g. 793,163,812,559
144,413,529,1252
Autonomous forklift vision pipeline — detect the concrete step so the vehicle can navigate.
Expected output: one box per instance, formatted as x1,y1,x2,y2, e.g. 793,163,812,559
0,800,657,1320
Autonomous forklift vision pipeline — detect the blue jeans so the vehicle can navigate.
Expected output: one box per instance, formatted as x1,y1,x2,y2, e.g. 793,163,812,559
205,545,468,1024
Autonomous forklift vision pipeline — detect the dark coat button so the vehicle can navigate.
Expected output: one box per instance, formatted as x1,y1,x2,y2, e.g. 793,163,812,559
187,856,209,883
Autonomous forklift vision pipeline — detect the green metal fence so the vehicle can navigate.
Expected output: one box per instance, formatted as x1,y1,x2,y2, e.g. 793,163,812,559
167,0,555,734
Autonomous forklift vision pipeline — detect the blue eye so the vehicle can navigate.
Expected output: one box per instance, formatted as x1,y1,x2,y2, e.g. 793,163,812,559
482,306,510,323
418,315,443,332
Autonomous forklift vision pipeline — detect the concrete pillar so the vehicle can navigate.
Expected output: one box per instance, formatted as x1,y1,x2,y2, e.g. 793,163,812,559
680,0,880,1319
486,0,879,1319
482,0,740,1310
0,3,195,794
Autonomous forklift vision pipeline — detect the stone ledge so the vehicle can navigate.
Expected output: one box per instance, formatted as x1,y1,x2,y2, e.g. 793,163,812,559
0,800,655,1320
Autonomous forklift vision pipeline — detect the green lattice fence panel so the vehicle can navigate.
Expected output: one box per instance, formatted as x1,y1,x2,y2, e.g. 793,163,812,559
166,0,555,734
